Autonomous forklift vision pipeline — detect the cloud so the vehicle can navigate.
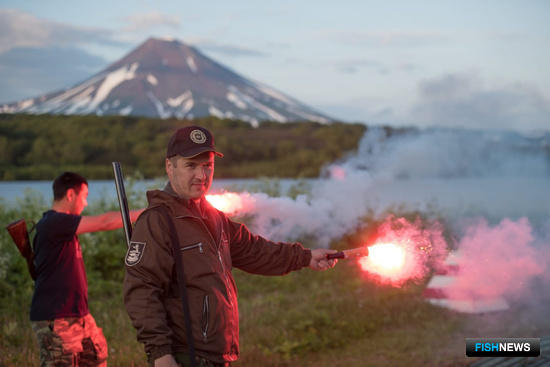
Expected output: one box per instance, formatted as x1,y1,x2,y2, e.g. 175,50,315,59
326,30,448,47
0,8,129,103
331,58,421,75
334,59,388,74
411,72,550,132
122,11,181,32
0,8,126,53
0,46,106,103
196,41,268,57
488,32,531,43
318,100,394,123
265,41,292,49
333,58,420,75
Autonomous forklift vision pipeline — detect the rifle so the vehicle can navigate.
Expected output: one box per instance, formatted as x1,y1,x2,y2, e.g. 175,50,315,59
6,219,37,280
112,162,133,248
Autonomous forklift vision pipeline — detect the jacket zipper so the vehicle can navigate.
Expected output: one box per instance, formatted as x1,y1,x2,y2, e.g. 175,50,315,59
175,215,220,251
202,295,209,343
176,215,224,269
180,242,204,253
175,214,236,347
217,250,225,272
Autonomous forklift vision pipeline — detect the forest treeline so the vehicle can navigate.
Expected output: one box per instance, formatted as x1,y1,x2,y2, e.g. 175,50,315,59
0,114,367,180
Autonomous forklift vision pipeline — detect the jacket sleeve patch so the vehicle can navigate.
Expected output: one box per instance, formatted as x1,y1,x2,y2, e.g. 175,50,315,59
125,241,146,266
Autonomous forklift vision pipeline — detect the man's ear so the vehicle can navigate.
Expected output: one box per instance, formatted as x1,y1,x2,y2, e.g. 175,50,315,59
65,188,76,202
165,158,172,177
166,157,179,178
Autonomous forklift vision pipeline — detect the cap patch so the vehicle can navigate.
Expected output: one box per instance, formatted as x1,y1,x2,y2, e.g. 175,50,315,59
190,129,207,144
125,241,146,266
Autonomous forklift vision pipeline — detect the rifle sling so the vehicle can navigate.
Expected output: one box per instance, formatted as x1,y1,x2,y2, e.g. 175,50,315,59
159,207,197,367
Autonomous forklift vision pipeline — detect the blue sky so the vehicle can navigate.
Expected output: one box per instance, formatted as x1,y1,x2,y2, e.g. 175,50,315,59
0,0,549,132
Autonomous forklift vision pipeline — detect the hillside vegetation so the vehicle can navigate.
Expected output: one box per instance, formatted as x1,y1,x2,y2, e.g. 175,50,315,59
0,114,366,180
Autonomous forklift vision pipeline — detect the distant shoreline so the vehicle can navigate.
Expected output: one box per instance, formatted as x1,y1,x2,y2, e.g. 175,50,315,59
0,178,313,207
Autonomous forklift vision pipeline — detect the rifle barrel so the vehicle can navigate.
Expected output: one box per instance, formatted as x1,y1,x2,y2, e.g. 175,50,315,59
112,162,132,247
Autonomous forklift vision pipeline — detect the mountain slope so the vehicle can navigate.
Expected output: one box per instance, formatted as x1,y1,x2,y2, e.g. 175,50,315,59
0,38,332,125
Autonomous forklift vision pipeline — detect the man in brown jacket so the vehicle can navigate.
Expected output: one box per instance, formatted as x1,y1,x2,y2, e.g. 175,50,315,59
123,126,337,367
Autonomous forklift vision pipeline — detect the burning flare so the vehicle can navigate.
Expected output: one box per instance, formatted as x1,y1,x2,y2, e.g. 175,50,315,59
353,215,448,286
358,242,409,284
206,192,244,214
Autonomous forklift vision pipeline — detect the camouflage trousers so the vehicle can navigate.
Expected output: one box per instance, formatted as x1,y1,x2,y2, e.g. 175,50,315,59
31,313,108,367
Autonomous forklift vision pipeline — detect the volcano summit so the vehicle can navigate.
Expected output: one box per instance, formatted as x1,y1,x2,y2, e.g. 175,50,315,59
0,38,332,125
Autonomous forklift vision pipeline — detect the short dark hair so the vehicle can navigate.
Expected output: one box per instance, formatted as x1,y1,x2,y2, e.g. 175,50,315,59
53,172,88,200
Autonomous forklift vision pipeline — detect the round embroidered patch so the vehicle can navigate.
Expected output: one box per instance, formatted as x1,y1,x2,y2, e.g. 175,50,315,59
190,129,207,144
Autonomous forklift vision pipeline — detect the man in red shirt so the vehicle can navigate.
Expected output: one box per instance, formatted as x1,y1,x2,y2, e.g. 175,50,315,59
31,171,143,366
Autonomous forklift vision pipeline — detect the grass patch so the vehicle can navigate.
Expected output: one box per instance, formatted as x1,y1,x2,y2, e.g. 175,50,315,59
1,260,467,366
232,263,468,367
2,185,547,366
2,256,548,366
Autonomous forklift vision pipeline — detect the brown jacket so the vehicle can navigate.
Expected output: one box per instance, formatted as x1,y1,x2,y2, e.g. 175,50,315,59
123,184,312,363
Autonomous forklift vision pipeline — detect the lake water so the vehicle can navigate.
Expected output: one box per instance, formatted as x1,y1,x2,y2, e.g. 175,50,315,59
0,178,306,206
1,178,548,225
367,177,549,226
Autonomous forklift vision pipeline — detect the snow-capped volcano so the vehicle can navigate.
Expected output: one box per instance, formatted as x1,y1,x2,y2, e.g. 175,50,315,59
0,38,332,125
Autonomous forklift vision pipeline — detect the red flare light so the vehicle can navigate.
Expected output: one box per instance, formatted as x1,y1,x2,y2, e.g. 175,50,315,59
206,192,244,214
352,215,449,287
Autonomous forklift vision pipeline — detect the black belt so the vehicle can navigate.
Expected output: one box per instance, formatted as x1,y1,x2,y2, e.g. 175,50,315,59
174,352,231,367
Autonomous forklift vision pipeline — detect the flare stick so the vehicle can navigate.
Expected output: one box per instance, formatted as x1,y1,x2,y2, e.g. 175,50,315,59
326,246,369,260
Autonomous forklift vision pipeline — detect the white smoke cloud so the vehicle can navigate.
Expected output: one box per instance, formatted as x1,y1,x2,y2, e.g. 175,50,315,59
209,127,550,336
212,126,549,311
231,168,375,246
222,127,549,247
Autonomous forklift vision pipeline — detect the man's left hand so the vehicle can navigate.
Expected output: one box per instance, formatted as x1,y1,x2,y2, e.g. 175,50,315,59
309,249,338,271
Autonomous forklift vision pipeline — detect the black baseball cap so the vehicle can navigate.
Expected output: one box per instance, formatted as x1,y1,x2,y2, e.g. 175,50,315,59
166,126,224,158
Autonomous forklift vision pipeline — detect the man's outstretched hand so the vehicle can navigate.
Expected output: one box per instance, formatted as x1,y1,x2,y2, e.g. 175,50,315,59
309,249,338,271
